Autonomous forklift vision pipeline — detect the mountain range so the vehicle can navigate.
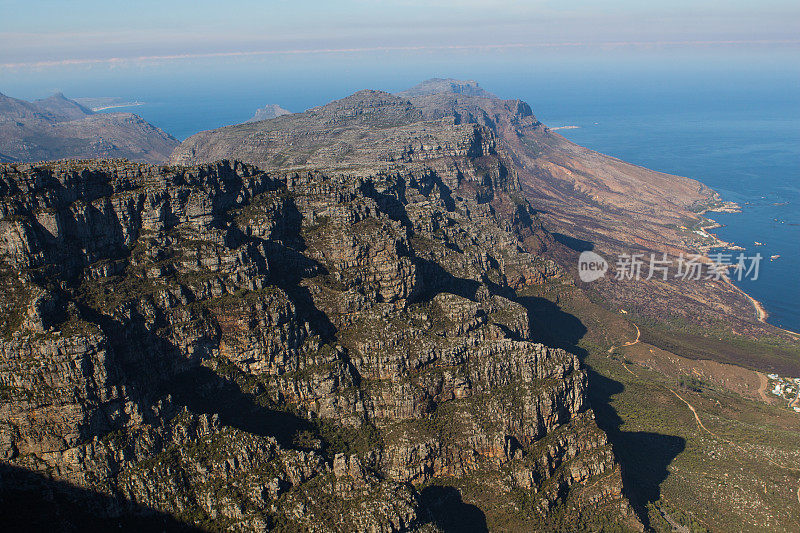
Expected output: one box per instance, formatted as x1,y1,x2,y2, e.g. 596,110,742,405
1,79,798,531
0,92,178,164
172,79,789,343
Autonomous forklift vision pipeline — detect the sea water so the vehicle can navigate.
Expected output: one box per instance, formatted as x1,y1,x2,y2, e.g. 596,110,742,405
529,79,799,333
14,52,794,331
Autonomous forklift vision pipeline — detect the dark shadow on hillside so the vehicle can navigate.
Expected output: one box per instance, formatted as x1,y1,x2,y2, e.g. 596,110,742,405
0,463,200,532
553,232,594,252
75,300,318,451
587,369,685,528
167,366,315,449
359,179,414,229
412,258,481,303
513,291,683,528
420,485,488,533
516,295,587,351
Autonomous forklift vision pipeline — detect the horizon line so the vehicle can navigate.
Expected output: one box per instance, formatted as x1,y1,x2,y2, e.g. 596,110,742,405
3,39,799,70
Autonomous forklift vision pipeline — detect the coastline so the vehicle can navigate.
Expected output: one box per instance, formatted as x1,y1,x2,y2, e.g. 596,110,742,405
725,275,769,322
697,200,771,324
696,200,800,337
92,102,144,111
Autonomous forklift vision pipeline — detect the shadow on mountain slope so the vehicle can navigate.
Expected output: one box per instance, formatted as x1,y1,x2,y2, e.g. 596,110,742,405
517,293,684,528
419,485,488,533
552,232,594,252
167,365,315,449
588,369,685,529
0,463,200,533
516,295,587,351
413,258,482,302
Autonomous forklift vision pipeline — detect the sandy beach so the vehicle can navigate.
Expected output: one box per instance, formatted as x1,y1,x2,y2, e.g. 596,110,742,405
91,102,144,111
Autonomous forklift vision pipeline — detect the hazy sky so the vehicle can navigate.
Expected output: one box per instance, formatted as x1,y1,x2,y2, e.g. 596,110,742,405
2,0,798,69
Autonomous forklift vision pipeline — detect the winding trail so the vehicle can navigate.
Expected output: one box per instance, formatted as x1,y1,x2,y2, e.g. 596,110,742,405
788,389,800,411
669,388,800,505
607,324,640,354
670,389,713,434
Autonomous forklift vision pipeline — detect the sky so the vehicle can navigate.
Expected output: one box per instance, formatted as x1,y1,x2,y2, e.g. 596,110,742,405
1,0,799,70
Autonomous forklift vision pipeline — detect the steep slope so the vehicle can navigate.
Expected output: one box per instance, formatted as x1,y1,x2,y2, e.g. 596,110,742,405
399,81,794,340
171,82,775,338
172,84,719,258
396,81,718,253
0,92,179,164
32,92,94,121
0,144,639,529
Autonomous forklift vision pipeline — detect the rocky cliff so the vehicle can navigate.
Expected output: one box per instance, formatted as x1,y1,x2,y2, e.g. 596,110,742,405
172,81,717,253
170,80,780,337
0,128,638,529
0,92,178,164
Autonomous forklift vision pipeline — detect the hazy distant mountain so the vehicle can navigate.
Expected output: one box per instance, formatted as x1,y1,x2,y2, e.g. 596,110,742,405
0,92,50,120
0,92,178,163
171,79,779,337
73,96,142,111
32,92,94,121
397,77,492,98
244,103,292,123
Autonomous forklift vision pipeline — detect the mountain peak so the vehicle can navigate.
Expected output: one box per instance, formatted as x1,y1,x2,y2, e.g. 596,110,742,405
305,89,422,127
244,103,292,123
398,78,494,98
34,92,93,120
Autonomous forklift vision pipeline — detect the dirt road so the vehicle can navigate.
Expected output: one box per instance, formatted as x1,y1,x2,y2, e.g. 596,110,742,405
756,371,771,403
608,324,640,354
670,388,800,505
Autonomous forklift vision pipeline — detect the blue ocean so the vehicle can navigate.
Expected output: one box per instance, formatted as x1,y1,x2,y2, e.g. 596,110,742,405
9,51,797,331
529,80,799,333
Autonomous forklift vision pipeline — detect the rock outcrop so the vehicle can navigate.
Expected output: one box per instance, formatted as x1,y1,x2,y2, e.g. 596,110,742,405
0,141,638,529
245,105,292,123
170,80,782,338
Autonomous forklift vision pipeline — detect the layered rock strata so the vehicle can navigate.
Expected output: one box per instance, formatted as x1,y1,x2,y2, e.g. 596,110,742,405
0,147,637,529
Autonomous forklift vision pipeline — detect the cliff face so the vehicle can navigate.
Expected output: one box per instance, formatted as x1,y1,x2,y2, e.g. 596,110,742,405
172,82,717,255
0,127,637,530
0,92,178,164
172,81,778,335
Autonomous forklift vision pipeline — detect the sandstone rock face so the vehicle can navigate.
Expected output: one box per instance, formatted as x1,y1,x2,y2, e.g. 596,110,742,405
171,81,775,339
0,154,638,529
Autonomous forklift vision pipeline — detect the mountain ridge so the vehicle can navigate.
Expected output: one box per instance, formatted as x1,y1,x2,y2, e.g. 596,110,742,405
2,78,798,531
0,144,639,529
169,79,771,335
0,92,179,164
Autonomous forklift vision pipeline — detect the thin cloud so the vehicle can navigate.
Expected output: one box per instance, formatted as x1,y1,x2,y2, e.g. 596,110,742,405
3,39,798,70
